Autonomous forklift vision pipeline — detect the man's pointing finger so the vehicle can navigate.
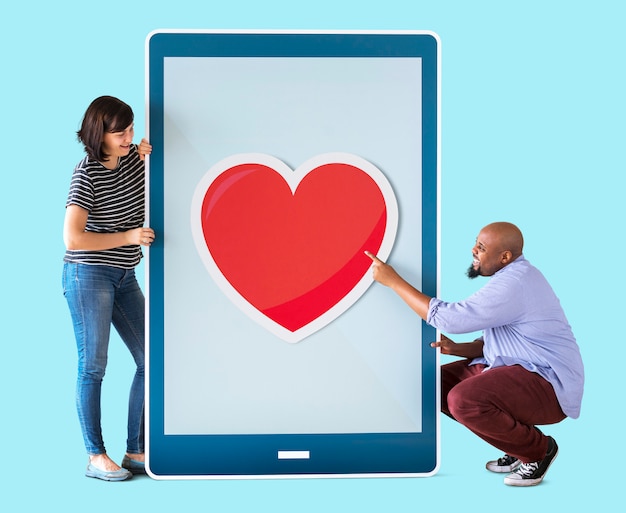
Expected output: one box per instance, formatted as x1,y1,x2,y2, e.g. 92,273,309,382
364,251,383,264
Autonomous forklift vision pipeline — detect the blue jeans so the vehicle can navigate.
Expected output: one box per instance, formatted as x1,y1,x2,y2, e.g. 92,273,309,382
62,262,145,456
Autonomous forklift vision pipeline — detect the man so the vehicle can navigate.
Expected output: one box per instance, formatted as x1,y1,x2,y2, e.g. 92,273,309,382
365,222,584,487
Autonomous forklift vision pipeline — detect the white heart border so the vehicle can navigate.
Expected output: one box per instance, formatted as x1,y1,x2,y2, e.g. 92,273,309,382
190,152,398,343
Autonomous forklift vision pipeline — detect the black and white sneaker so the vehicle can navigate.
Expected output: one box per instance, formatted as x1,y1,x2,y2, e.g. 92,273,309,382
504,436,558,487
486,454,521,473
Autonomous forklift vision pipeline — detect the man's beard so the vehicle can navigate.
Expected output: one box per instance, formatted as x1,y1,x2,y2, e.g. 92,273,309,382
466,264,480,279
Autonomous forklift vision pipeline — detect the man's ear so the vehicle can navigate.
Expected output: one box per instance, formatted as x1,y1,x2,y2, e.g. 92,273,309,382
501,250,513,264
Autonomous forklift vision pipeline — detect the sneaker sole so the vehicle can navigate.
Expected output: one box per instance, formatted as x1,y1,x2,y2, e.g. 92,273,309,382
504,474,544,487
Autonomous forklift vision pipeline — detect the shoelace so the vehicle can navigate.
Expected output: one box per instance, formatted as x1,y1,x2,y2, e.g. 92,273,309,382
498,455,517,466
516,461,539,477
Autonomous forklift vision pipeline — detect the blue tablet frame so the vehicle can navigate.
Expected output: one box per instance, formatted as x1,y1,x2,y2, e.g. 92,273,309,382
146,30,440,478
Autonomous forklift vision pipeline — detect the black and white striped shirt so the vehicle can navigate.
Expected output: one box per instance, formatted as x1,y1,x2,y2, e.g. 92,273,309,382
64,144,146,269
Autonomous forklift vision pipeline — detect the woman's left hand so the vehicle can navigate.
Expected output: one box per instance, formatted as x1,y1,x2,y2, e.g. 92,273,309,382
138,138,152,161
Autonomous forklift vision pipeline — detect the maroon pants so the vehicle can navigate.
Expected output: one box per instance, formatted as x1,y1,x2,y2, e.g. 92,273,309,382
442,360,566,463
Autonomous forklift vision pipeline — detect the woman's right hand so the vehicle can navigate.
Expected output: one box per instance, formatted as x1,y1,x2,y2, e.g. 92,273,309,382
127,226,155,246
64,205,156,250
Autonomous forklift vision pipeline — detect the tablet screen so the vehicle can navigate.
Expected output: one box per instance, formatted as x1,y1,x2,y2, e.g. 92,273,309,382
146,30,439,478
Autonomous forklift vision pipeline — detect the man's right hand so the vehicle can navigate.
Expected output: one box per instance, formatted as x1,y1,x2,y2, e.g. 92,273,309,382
431,334,485,359
430,334,458,355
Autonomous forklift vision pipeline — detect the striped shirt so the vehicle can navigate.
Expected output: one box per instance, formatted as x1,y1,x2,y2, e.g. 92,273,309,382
64,144,146,269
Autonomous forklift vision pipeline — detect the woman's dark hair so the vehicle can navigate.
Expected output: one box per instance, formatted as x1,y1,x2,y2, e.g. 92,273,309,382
77,96,134,162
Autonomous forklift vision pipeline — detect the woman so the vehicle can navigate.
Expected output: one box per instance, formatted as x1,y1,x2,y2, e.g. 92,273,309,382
62,96,154,481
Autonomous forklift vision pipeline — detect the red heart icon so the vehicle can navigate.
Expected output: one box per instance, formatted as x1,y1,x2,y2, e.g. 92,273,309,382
191,153,398,342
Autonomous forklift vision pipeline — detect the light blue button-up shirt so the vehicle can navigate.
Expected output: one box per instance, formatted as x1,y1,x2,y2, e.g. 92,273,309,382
427,255,584,419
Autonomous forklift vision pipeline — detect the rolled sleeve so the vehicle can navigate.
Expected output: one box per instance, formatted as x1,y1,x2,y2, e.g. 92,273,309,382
427,297,488,334
427,273,521,334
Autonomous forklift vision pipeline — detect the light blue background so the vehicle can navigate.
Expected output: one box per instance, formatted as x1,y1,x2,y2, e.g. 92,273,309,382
1,0,622,510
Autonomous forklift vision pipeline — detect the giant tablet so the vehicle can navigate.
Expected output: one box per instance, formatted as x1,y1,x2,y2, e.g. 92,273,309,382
146,30,440,478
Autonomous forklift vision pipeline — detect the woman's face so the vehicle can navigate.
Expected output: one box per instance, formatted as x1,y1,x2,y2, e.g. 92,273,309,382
101,123,135,160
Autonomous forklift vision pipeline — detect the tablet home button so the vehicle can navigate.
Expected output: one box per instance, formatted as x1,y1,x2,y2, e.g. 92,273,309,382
277,451,310,460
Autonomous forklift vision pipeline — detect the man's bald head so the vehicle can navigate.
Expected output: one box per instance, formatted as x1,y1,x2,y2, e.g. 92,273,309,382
468,222,524,278
481,222,524,260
